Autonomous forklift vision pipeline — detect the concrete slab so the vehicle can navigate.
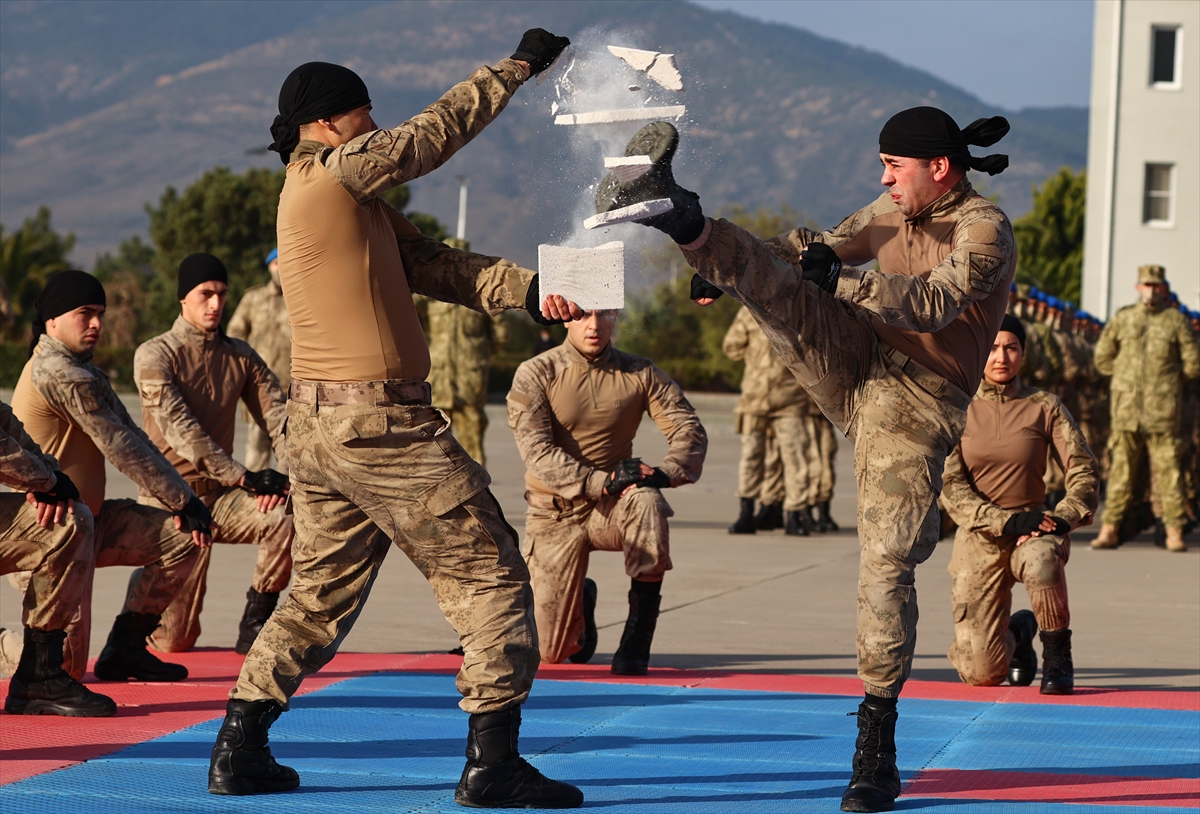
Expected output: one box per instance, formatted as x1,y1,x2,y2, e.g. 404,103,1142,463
538,242,625,310
604,155,652,181
555,105,686,126
607,45,657,72
584,198,673,230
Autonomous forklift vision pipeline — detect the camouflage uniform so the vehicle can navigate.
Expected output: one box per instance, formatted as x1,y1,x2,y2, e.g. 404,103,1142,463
809,411,839,507
227,279,291,472
508,341,706,663
9,335,201,679
682,176,1015,697
236,57,544,714
722,306,812,512
1094,297,1200,532
0,401,96,675
134,315,293,652
941,378,1097,685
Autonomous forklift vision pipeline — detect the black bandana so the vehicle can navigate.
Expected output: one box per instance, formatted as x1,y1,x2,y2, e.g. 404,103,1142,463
178,252,228,299
31,270,106,354
879,107,1010,176
269,62,371,165
999,313,1027,348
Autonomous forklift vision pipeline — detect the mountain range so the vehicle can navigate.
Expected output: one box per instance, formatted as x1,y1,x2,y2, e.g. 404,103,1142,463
0,0,1088,272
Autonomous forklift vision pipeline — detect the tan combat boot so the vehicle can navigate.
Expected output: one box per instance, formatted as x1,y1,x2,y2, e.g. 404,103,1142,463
1165,527,1188,552
1091,524,1120,549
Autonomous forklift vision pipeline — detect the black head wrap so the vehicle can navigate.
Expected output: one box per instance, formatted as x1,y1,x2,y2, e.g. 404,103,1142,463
269,62,371,165
178,252,229,299
879,106,1010,176
30,270,106,355
999,313,1026,348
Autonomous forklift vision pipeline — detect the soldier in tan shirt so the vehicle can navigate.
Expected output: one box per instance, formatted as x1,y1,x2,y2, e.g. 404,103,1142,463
135,253,293,656
207,32,585,809
508,310,707,674
941,315,1098,695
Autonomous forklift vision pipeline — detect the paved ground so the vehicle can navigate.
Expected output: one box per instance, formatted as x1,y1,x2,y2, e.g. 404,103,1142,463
3,392,1198,690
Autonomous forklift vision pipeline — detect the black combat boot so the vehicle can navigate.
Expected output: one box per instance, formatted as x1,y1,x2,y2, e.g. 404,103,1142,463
1007,610,1039,687
1039,629,1075,695
568,579,598,664
755,502,782,531
611,582,662,676
454,706,584,808
234,588,279,655
208,698,300,795
817,500,840,532
4,628,116,717
784,509,811,537
93,612,188,682
729,497,757,534
841,697,902,813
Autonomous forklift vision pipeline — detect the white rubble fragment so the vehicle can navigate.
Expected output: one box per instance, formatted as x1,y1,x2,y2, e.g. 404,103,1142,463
551,101,559,115
583,199,673,231
555,106,686,125
646,54,684,92
539,242,625,310
607,45,657,72
604,155,653,181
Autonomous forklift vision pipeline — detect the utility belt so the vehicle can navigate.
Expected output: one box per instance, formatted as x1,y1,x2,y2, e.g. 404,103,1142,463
524,491,593,513
186,477,223,498
882,346,972,411
289,378,431,406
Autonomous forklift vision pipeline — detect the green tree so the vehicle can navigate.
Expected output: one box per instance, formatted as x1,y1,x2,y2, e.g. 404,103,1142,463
1013,167,1086,303
0,206,76,339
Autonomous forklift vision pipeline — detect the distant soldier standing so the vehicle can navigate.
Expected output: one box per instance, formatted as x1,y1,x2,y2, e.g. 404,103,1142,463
509,309,707,673
134,253,294,655
227,247,291,472
206,32,585,809
1091,265,1200,552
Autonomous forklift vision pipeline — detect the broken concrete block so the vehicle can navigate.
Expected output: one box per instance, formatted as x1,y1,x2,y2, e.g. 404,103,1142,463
646,54,684,92
583,198,673,231
604,155,652,181
539,242,625,310
554,106,686,126
608,45,657,72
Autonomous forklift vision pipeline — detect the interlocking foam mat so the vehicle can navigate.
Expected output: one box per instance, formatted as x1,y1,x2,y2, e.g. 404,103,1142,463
2,652,1197,812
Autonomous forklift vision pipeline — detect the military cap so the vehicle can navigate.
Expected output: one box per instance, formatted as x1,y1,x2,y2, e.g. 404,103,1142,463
1138,264,1166,284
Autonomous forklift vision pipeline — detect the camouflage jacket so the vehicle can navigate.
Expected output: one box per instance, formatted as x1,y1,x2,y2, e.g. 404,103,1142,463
508,341,707,502
722,306,807,417
0,399,58,493
134,316,287,489
13,334,192,515
942,376,1098,541
227,280,291,389
1094,302,1200,433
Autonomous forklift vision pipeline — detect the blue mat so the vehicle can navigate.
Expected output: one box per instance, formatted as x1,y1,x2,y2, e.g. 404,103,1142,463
2,672,1195,813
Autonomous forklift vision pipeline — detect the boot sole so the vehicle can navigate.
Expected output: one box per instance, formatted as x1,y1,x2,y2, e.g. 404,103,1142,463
595,121,679,214
4,698,116,717
208,776,300,796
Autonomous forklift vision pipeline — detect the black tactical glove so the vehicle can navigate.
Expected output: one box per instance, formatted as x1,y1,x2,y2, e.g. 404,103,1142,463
690,273,724,303
640,468,672,490
526,274,563,327
510,28,570,75
33,470,80,504
604,458,647,496
799,242,843,294
175,495,215,534
242,468,288,497
1003,511,1070,538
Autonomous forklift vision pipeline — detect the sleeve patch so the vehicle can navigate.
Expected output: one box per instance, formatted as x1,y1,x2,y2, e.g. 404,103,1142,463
969,252,1004,292
967,220,998,245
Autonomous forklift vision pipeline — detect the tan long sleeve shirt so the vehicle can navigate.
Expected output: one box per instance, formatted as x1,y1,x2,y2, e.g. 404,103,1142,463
942,377,1098,539
508,341,708,501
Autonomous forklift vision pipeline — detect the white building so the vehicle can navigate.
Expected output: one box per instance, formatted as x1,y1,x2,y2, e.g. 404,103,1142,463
1083,0,1199,317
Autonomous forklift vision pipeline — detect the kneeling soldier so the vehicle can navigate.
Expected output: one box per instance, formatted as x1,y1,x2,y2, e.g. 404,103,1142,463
508,309,707,674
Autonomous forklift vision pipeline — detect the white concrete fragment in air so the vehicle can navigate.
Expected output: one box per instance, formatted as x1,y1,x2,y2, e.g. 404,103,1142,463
607,46,658,72
646,54,684,91
554,106,686,125
583,198,673,231
539,242,625,310
604,155,653,181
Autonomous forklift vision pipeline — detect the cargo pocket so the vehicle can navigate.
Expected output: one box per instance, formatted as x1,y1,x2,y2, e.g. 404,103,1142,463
881,458,941,565
416,462,491,518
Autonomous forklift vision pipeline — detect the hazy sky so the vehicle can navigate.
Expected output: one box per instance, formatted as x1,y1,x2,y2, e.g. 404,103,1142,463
692,0,1094,111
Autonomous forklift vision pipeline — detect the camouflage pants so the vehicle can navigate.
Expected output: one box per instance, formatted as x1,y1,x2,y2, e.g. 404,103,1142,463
139,485,293,652
523,488,673,664
1103,429,1186,529
736,413,812,510
0,496,95,634
947,522,1070,686
5,498,200,680
809,415,838,504
685,220,970,697
234,396,538,714
441,402,489,468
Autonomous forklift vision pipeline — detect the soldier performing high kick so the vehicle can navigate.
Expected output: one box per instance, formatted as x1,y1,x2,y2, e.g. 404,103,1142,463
597,109,1016,812
206,30,585,809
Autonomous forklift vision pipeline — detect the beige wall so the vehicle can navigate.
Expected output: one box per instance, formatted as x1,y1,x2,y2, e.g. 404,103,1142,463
1083,0,1200,318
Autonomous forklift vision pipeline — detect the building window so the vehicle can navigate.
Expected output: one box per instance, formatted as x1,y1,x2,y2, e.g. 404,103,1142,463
1143,163,1174,225
1151,26,1181,87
